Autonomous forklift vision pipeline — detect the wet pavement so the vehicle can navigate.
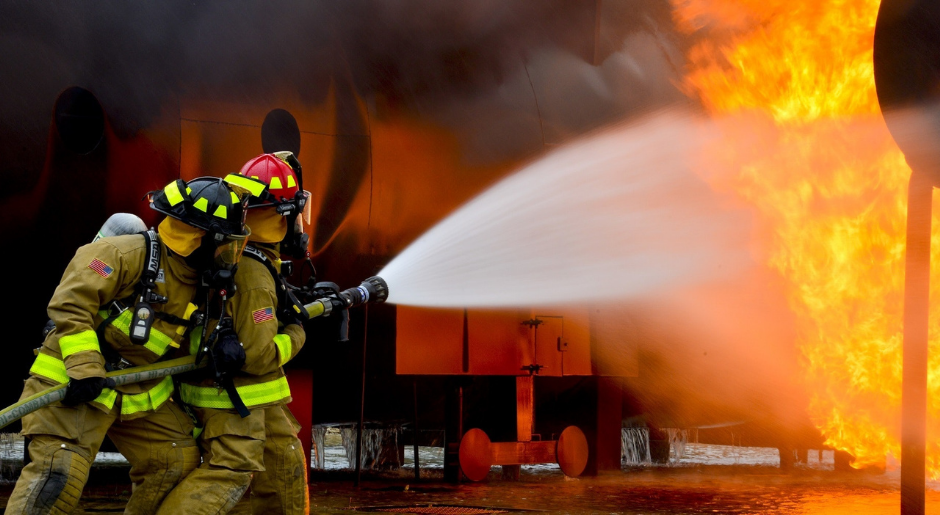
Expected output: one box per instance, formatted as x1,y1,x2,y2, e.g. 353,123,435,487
0,436,937,514
1,464,938,514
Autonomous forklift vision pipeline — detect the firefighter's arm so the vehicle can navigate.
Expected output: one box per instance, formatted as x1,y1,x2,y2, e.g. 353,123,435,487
232,285,305,376
50,241,134,380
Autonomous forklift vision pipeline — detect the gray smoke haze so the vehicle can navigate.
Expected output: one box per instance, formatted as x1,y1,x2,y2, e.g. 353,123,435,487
0,0,690,183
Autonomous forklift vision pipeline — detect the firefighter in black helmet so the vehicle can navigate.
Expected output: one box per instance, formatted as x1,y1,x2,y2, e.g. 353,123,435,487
6,176,249,515
159,155,311,515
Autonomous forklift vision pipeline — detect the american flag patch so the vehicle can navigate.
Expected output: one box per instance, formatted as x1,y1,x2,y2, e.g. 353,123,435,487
252,307,275,324
88,258,114,278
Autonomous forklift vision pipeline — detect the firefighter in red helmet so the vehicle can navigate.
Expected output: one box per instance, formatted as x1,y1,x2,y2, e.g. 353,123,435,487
6,177,250,515
158,153,311,514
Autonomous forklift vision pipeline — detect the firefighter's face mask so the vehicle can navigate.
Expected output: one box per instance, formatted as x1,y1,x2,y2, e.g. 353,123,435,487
296,190,312,226
212,228,250,271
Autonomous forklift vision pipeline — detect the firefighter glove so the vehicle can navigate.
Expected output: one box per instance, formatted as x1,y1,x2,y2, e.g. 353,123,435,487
63,377,116,406
209,327,246,377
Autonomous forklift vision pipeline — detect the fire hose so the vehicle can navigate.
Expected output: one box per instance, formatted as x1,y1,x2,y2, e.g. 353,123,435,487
0,275,390,431
0,355,202,431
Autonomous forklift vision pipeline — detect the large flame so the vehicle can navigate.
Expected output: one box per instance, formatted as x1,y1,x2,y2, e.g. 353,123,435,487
671,0,940,473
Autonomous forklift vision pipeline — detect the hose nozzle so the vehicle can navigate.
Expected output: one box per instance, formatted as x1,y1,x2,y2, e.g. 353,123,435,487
301,275,389,319
339,276,389,307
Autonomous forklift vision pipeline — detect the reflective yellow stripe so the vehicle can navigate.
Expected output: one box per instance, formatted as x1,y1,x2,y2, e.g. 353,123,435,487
180,376,291,409
59,330,100,357
109,311,177,355
164,181,185,206
274,334,292,366
193,197,208,212
29,354,116,409
270,177,283,190
212,205,228,220
189,329,201,356
93,389,117,410
121,376,174,415
29,354,69,384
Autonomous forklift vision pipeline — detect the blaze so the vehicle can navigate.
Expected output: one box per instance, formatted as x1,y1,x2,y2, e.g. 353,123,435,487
671,0,940,472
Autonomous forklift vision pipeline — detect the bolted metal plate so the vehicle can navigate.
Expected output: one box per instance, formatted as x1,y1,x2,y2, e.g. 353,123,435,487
556,425,588,478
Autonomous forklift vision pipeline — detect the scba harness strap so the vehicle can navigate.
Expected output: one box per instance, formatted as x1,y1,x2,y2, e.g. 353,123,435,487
128,230,167,344
241,244,307,323
96,231,198,370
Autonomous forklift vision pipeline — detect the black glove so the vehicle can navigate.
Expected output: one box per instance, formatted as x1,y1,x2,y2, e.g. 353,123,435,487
209,327,246,378
63,377,116,407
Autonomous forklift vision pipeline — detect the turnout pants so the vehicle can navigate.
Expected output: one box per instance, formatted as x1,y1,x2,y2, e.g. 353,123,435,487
156,404,308,515
6,376,199,515
250,404,308,515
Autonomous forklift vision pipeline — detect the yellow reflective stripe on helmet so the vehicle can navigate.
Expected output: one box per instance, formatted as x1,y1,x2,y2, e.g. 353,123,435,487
121,376,174,415
29,354,69,384
269,177,283,190
59,330,100,358
110,311,177,355
179,376,291,409
287,175,296,188
213,205,228,220
230,191,240,204
164,181,185,206
93,388,117,410
274,334,292,366
225,173,268,197
192,197,208,213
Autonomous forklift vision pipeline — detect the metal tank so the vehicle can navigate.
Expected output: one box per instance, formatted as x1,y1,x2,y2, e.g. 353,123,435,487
0,0,824,480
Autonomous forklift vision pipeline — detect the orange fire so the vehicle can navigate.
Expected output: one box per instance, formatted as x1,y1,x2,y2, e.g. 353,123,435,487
670,0,940,472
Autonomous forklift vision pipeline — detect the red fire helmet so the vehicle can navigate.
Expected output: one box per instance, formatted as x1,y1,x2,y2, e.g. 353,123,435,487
238,153,299,206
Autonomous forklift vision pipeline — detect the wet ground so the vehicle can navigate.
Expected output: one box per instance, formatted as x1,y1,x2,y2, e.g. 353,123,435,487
0,437,938,514
1,463,936,514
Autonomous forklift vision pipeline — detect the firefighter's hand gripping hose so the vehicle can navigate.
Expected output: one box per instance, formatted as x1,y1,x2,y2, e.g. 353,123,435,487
0,355,203,430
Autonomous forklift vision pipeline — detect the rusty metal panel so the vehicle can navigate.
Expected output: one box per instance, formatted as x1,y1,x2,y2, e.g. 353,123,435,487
396,305,633,377
516,376,534,441
529,309,592,376
589,306,640,377
532,316,563,376
466,310,530,375
489,441,557,465
396,306,464,374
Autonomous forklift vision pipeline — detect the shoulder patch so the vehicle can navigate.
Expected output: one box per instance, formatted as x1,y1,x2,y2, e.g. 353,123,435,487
252,307,275,324
88,258,114,278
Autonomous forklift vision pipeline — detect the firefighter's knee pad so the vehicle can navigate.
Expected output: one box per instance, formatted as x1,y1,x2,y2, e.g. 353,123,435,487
124,441,200,515
26,444,90,515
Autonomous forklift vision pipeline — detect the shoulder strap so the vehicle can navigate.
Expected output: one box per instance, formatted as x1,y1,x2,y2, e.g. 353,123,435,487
242,244,288,294
140,229,161,284
127,230,167,344
242,244,310,322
